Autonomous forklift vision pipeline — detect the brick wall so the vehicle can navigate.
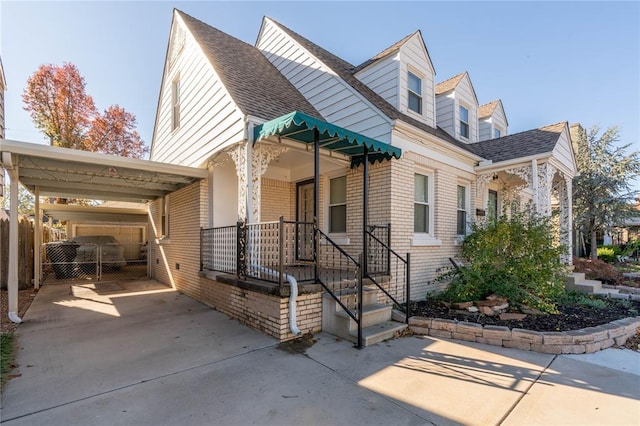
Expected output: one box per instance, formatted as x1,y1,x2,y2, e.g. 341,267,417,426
199,276,322,341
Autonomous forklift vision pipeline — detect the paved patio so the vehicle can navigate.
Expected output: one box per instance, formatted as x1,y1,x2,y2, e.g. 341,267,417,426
1,279,638,425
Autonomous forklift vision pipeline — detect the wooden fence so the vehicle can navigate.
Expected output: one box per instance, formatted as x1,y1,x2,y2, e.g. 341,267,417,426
0,218,64,290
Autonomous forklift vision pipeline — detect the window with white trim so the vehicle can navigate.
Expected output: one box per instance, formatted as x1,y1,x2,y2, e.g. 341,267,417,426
329,176,346,233
408,71,422,114
459,105,469,139
171,77,180,131
494,127,501,138
457,185,468,236
414,173,431,233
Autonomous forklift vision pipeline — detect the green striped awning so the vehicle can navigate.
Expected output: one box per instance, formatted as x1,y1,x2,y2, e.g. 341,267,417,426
253,111,401,166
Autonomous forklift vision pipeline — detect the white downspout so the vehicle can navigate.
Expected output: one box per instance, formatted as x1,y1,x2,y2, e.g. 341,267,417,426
255,266,301,335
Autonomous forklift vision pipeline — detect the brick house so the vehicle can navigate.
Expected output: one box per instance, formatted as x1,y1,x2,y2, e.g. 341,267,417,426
147,10,577,345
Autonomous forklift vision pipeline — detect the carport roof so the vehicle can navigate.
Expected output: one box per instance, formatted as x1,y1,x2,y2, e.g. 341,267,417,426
1,139,207,202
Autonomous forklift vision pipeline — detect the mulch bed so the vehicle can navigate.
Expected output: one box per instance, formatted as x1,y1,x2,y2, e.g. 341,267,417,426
411,298,640,332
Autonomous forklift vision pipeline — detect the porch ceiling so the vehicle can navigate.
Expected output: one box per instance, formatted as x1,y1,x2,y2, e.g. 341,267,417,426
253,111,402,166
1,139,208,202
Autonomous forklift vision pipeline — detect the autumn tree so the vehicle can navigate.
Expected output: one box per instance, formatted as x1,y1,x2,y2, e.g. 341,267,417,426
87,105,148,158
572,125,640,259
22,63,147,158
22,63,95,149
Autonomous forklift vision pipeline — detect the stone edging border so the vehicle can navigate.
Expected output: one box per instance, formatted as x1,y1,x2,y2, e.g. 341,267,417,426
407,315,640,354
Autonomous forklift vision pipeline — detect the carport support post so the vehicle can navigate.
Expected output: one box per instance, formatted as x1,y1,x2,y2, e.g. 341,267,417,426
34,186,41,289
7,161,22,323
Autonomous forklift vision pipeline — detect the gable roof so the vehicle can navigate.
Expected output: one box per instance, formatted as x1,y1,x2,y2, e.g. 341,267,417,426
478,100,499,119
467,122,567,163
478,99,509,126
266,18,477,156
352,32,415,73
177,10,321,122
435,72,466,95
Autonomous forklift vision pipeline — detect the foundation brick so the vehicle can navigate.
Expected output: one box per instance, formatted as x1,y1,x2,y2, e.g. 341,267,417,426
452,332,477,342
584,341,602,353
410,326,430,335
429,329,452,339
456,322,483,336
511,328,543,344
567,330,593,344
431,318,457,332
600,338,615,349
482,325,511,340
409,317,432,328
582,326,609,342
503,340,531,351
561,344,586,354
475,337,503,346
542,332,573,345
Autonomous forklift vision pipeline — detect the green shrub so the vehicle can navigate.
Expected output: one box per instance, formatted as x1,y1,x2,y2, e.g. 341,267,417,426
597,246,618,263
439,211,568,313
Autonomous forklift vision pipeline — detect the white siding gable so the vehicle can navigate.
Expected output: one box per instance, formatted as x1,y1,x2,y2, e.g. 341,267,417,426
397,33,436,128
479,101,508,141
552,126,578,176
354,53,399,111
151,14,245,167
256,18,392,143
435,73,479,143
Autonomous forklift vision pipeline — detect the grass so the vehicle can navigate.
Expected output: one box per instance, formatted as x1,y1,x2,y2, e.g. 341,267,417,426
1,333,16,389
614,262,640,273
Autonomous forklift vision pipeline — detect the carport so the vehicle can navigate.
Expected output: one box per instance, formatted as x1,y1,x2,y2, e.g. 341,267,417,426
0,138,207,323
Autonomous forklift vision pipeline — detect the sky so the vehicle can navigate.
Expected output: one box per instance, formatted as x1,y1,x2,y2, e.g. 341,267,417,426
1,1,639,179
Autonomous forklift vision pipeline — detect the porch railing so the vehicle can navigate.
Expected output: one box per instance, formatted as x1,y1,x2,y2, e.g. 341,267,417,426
200,218,412,345
200,225,237,274
365,227,411,323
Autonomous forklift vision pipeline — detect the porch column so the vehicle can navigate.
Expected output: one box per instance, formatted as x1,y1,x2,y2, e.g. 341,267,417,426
536,162,555,217
34,186,41,289
6,157,22,323
476,173,495,213
362,146,369,277
559,174,574,264
250,144,288,222
314,128,320,283
227,142,249,221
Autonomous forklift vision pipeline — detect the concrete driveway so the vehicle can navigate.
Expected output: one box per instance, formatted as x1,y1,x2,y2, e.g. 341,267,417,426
1,280,638,425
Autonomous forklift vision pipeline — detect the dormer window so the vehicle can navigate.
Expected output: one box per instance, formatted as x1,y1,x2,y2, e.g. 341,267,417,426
494,128,501,138
408,71,422,114
459,105,469,139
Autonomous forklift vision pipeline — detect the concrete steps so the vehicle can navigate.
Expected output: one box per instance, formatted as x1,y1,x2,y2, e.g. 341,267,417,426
322,286,407,347
565,272,620,296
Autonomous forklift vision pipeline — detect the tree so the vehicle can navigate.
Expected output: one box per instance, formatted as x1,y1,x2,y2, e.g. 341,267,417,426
22,63,147,159
87,105,148,158
572,125,640,259
22,63,96,149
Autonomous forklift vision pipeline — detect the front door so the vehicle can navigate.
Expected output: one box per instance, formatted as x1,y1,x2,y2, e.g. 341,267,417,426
296,180,315,261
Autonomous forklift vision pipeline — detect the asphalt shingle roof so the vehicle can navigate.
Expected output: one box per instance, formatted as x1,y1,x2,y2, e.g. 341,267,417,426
268,19,475,154
178,10,321,122
352,32,417,73
467,122,566,163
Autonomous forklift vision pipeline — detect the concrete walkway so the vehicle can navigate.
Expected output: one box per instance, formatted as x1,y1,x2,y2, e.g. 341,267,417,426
1,280,638,425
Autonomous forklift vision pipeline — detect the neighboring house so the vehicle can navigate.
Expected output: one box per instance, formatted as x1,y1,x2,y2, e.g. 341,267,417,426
147,10,577,342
